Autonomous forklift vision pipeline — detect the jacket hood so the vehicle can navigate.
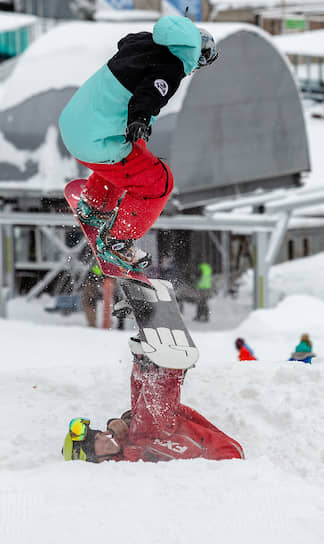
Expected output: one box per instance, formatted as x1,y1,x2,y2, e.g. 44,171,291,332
153,16,201,75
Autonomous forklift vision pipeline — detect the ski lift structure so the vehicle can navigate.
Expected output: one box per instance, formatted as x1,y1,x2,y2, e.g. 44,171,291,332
157,185,324,308
1,184,324,316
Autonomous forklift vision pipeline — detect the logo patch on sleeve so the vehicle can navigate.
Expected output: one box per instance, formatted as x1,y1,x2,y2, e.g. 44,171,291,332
154,79,168,97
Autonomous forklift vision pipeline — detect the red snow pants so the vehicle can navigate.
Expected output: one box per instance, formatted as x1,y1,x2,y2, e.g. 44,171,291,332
128,362,245,462
77,140,173,240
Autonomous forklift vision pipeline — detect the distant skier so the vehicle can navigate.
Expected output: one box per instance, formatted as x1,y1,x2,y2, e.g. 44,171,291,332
289,333,315,364
194,262,213,322
62,336,244,463
59,15,218,272
235,338,257,362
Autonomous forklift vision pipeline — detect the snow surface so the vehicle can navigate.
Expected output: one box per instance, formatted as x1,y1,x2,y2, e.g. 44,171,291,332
2,252,324,543
0,11,36,32
274,28,324,57
208,0,324,7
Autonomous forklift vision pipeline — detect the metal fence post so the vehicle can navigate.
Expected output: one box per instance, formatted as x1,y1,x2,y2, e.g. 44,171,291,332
0,225,7,318
253,231,270,309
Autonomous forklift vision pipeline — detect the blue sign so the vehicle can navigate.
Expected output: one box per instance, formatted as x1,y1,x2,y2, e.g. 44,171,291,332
168,0,202,22
102,0,134,9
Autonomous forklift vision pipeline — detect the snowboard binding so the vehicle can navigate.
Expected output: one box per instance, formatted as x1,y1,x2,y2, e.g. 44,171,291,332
113,299,134,319
65,179,153,287
96,223,152,273
76,198,116,229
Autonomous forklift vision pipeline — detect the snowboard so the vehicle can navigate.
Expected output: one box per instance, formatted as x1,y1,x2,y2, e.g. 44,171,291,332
120,278,199,370
65,179,199,369
64,179,152,288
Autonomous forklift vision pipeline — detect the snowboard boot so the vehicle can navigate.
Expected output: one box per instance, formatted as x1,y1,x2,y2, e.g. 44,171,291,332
76,198,116,229
113,299,134,319
96,224,152,272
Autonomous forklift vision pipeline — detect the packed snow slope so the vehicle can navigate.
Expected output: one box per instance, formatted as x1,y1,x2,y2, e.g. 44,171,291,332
2,252,324,543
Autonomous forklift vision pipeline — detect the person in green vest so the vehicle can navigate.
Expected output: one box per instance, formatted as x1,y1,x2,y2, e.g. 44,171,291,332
194,262,212,322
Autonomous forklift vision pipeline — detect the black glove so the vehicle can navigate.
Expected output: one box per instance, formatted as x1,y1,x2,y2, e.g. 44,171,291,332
125,121,151,143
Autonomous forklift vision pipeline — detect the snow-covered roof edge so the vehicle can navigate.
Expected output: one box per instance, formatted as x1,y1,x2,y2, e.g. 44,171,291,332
0,11,37,32
274,29,324,57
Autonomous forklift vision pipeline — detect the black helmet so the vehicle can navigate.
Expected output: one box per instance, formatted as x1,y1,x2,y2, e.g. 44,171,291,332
198,28,219,68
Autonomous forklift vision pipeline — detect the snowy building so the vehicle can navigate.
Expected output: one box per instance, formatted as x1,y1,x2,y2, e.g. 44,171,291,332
0,11,37,60
257,3,324,35
274,29,324,101
0,19,314,295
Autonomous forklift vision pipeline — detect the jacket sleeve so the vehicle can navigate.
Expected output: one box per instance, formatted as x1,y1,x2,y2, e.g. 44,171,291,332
127,63,184,125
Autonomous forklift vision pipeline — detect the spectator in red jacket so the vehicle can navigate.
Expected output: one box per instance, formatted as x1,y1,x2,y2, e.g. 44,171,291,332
63,337,244,463
235,338,257,361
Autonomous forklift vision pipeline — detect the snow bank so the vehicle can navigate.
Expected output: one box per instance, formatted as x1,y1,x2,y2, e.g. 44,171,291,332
1,292,324,543
241,250,324,306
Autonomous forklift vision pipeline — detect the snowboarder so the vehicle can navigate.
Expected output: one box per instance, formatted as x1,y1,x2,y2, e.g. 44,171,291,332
235,338,257,362
62,336,244,463
59,15,218,272
289,333,315,364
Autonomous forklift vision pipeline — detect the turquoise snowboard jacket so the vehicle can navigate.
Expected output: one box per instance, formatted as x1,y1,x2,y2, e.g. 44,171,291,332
59,16,201,164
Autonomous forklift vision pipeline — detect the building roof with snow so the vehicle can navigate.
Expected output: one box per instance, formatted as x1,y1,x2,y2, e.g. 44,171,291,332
0,12,37,32
274,29,324,57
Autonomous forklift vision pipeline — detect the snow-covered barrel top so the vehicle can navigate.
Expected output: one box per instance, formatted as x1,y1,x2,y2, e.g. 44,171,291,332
0,20,310,201
0,11,37,32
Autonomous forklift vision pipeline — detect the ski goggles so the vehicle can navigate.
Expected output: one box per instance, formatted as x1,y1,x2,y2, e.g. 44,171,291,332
69,418,90,441
197,28,219,68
